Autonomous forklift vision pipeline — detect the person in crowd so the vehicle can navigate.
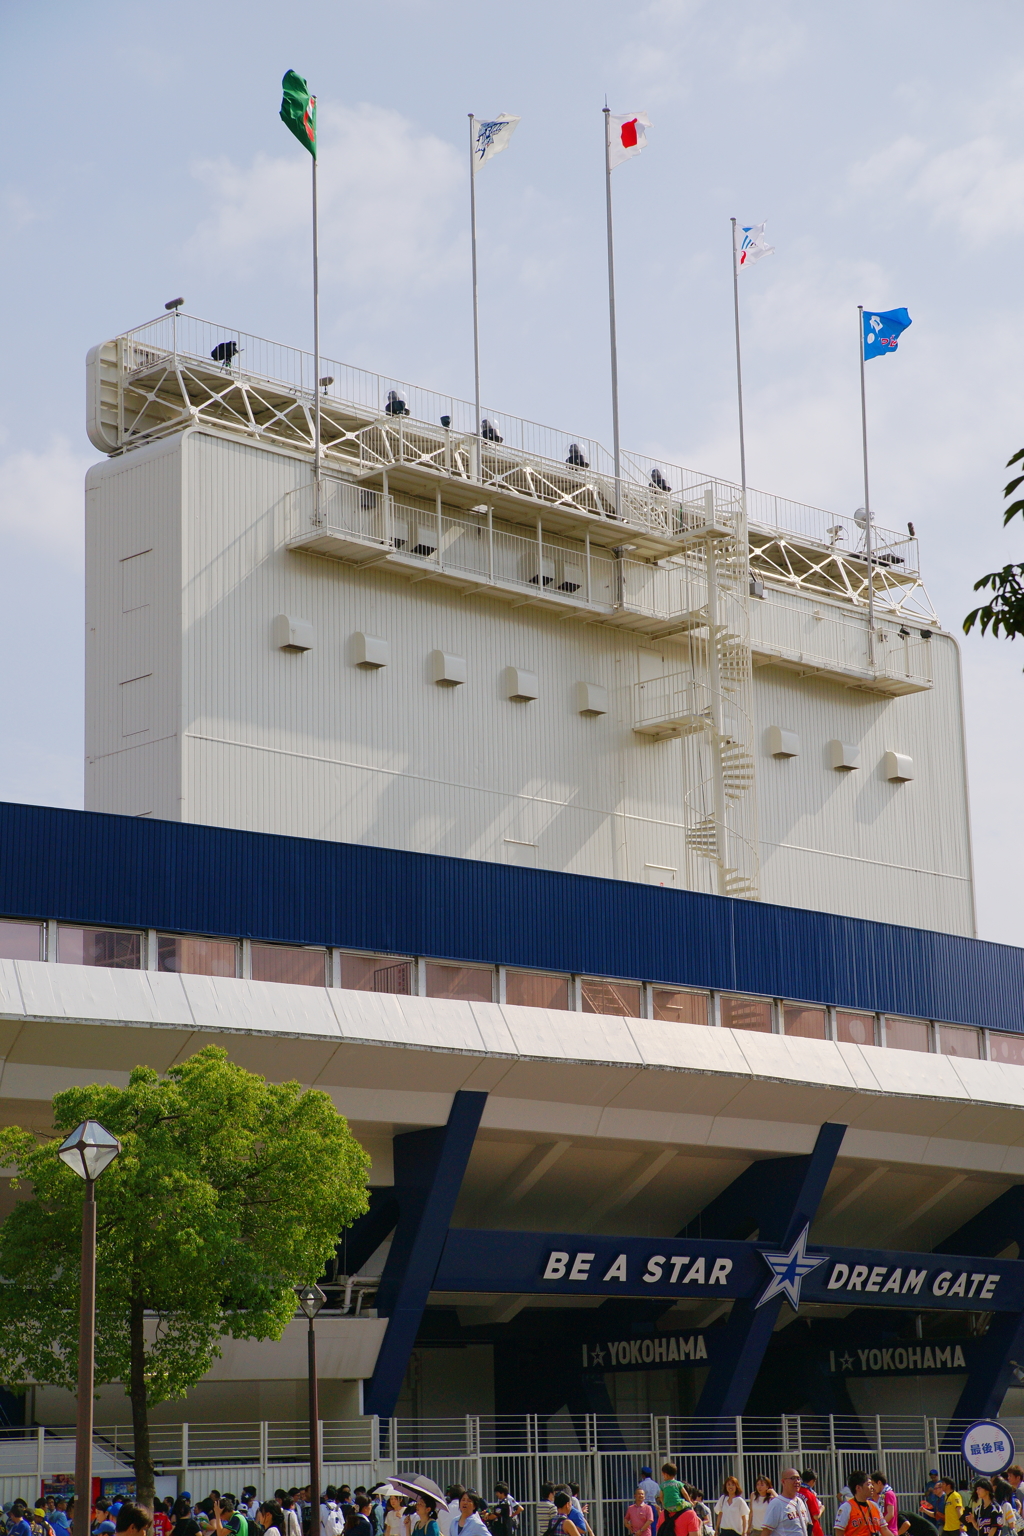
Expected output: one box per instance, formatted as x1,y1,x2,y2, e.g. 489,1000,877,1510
658,1465,691,1536
762,1470,810,1536
444,1492,467,1536
965,1481,998,1536
240,1497,260,1524
255,1506,286,1536
486,1485,522,1536
640,1478,662,1523
408,1499,439,1536
9,1501,33,1536
451,1498,487,1536
625,1491,655,1536
991,1480,1019,1534
50,1504,70,1534
1007,1473,1024,1508
114,1509,152,1536
870,1474,898,1536
547,1498,584,1536
715,1477,749,1536
170,1496,200,1536
687,1492,712,1536
537,1488,557,1536
93,1503,117,1536
833,1473,882,1536
381,1491,405,1536
345,1498,373,1536
936,1482,963,1536
798,1475,822,1536
920,1476,945,1530
750,1484,777,1536
899,1512,943,1536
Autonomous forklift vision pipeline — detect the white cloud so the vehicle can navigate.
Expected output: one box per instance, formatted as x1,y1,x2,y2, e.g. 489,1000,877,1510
187,102,465,293
0,437,91,569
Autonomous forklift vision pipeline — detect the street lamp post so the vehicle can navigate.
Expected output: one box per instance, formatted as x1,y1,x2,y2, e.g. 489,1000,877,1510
58,1122,121,1536
297,1284,326,1536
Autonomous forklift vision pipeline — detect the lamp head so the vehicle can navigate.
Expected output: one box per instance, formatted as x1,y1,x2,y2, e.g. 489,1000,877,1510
296,1283,326,1319
57,1121,121,1182
164,298,185,311
319,376,334,392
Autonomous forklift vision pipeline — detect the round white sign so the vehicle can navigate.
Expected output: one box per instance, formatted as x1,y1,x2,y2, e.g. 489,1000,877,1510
961,1420,1015,1476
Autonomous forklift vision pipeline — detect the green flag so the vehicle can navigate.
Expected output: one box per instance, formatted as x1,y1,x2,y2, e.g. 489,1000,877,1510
280,69,316,158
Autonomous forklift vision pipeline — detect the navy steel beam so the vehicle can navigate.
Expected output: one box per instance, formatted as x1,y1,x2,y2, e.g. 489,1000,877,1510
335,1187,398,1277
693,1121,847,1419
939,1183,1024,1422
364,1091,487,1418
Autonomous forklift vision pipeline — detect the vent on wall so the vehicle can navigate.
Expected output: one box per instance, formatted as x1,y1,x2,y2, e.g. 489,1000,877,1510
766,726,799,758
884,750,914,782
431,650,466,686
505,667,539,702
272,615,314,652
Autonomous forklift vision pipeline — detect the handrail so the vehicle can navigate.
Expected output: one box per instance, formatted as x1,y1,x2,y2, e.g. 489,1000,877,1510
116,313,919,568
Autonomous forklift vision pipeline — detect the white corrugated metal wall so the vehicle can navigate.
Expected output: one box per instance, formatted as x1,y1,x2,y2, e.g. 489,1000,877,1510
83,429,975,935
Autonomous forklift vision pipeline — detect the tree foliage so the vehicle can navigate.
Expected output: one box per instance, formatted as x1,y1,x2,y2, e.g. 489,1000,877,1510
0,1046,370,1504
964,449,1024,642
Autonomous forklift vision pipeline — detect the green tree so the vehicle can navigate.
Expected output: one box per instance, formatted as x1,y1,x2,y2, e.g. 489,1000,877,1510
964,448,1024,643
0,1046,369,1506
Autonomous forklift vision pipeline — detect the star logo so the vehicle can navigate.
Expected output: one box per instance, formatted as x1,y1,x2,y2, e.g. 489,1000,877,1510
590,1344,606,1367
755,1224,828,1311
839,1352,854,1371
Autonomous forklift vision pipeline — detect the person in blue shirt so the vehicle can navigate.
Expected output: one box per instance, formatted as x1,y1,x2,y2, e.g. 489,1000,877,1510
50,1503,70,1532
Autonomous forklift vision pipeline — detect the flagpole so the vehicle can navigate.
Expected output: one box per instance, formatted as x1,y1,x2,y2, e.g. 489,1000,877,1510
311,120,322,521
468,114,482,479
730,219,748,509
857,305,875,665
602,106,622,520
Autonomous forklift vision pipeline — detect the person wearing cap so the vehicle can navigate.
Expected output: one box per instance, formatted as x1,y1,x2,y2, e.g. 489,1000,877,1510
920,1477,944,1530
639,1477,661,1522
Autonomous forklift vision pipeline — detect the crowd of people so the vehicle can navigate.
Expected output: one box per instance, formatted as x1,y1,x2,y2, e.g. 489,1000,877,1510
6,1463,1024,1536
615,1464,1024,1536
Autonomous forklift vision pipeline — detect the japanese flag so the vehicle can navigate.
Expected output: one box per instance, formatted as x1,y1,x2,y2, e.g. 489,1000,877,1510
607,111,651,169
735,221,774,268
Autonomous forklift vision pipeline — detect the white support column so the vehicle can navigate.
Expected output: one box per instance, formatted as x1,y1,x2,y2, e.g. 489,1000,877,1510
241,937,252,979
497,965,507,1004
36,1424,45,1477
413,956,427,997
146,928,159,970
182,1420,189,1477
46,918,58,962
704,530,729,894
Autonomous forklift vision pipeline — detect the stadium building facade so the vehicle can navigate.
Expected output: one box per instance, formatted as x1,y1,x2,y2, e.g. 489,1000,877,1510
0,312,1019,1436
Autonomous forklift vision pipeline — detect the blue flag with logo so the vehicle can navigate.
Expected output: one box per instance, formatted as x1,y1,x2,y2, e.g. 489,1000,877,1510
863,307,912,359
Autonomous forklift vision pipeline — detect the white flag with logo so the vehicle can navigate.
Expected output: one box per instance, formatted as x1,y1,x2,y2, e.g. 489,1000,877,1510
472,114,520,173
607,111,651,169
735,221,774,268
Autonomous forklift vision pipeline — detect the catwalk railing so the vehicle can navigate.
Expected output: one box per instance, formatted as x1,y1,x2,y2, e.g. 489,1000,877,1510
0,1415,1002,1521
112,313,920,587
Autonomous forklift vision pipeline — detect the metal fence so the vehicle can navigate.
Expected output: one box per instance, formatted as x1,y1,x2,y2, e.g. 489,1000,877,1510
0,1415,1013,1525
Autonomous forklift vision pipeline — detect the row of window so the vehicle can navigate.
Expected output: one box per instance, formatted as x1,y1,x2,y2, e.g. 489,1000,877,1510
0,916,1017,1063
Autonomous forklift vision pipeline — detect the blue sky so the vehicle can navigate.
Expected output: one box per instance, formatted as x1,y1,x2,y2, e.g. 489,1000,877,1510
2,0,1023,942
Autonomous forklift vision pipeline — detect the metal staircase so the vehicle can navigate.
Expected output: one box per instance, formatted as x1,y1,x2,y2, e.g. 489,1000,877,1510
634,496,760,899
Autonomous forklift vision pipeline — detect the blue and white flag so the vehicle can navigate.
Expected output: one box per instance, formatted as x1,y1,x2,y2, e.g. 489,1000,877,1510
735,221,774,269
863,307,912,359
472,114,520,173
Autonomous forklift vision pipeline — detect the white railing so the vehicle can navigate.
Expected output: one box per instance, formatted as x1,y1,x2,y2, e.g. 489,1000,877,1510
1,1415,1011,1531
117,314,917,567
749,590,934,685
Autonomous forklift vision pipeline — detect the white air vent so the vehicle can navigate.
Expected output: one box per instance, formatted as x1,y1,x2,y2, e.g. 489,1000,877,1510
430,650,466,686
272,614,314,652
505,667,539,702
828,739,860,771
353,633,388,668
884,750,914,782
576,682,608,716
766,726,799,758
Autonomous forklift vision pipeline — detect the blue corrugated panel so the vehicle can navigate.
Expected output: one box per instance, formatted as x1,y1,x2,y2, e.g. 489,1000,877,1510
1,800,1022,1031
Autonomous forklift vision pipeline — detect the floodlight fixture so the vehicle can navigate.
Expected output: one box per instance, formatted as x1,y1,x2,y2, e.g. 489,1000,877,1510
440,415,451,428
907,521,916,538
165,298,185,311
650,468,671,493
898,626,910,639
57,1121,121,1183
319,376,334,394
854,506,873,528
296,1283,327,1320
